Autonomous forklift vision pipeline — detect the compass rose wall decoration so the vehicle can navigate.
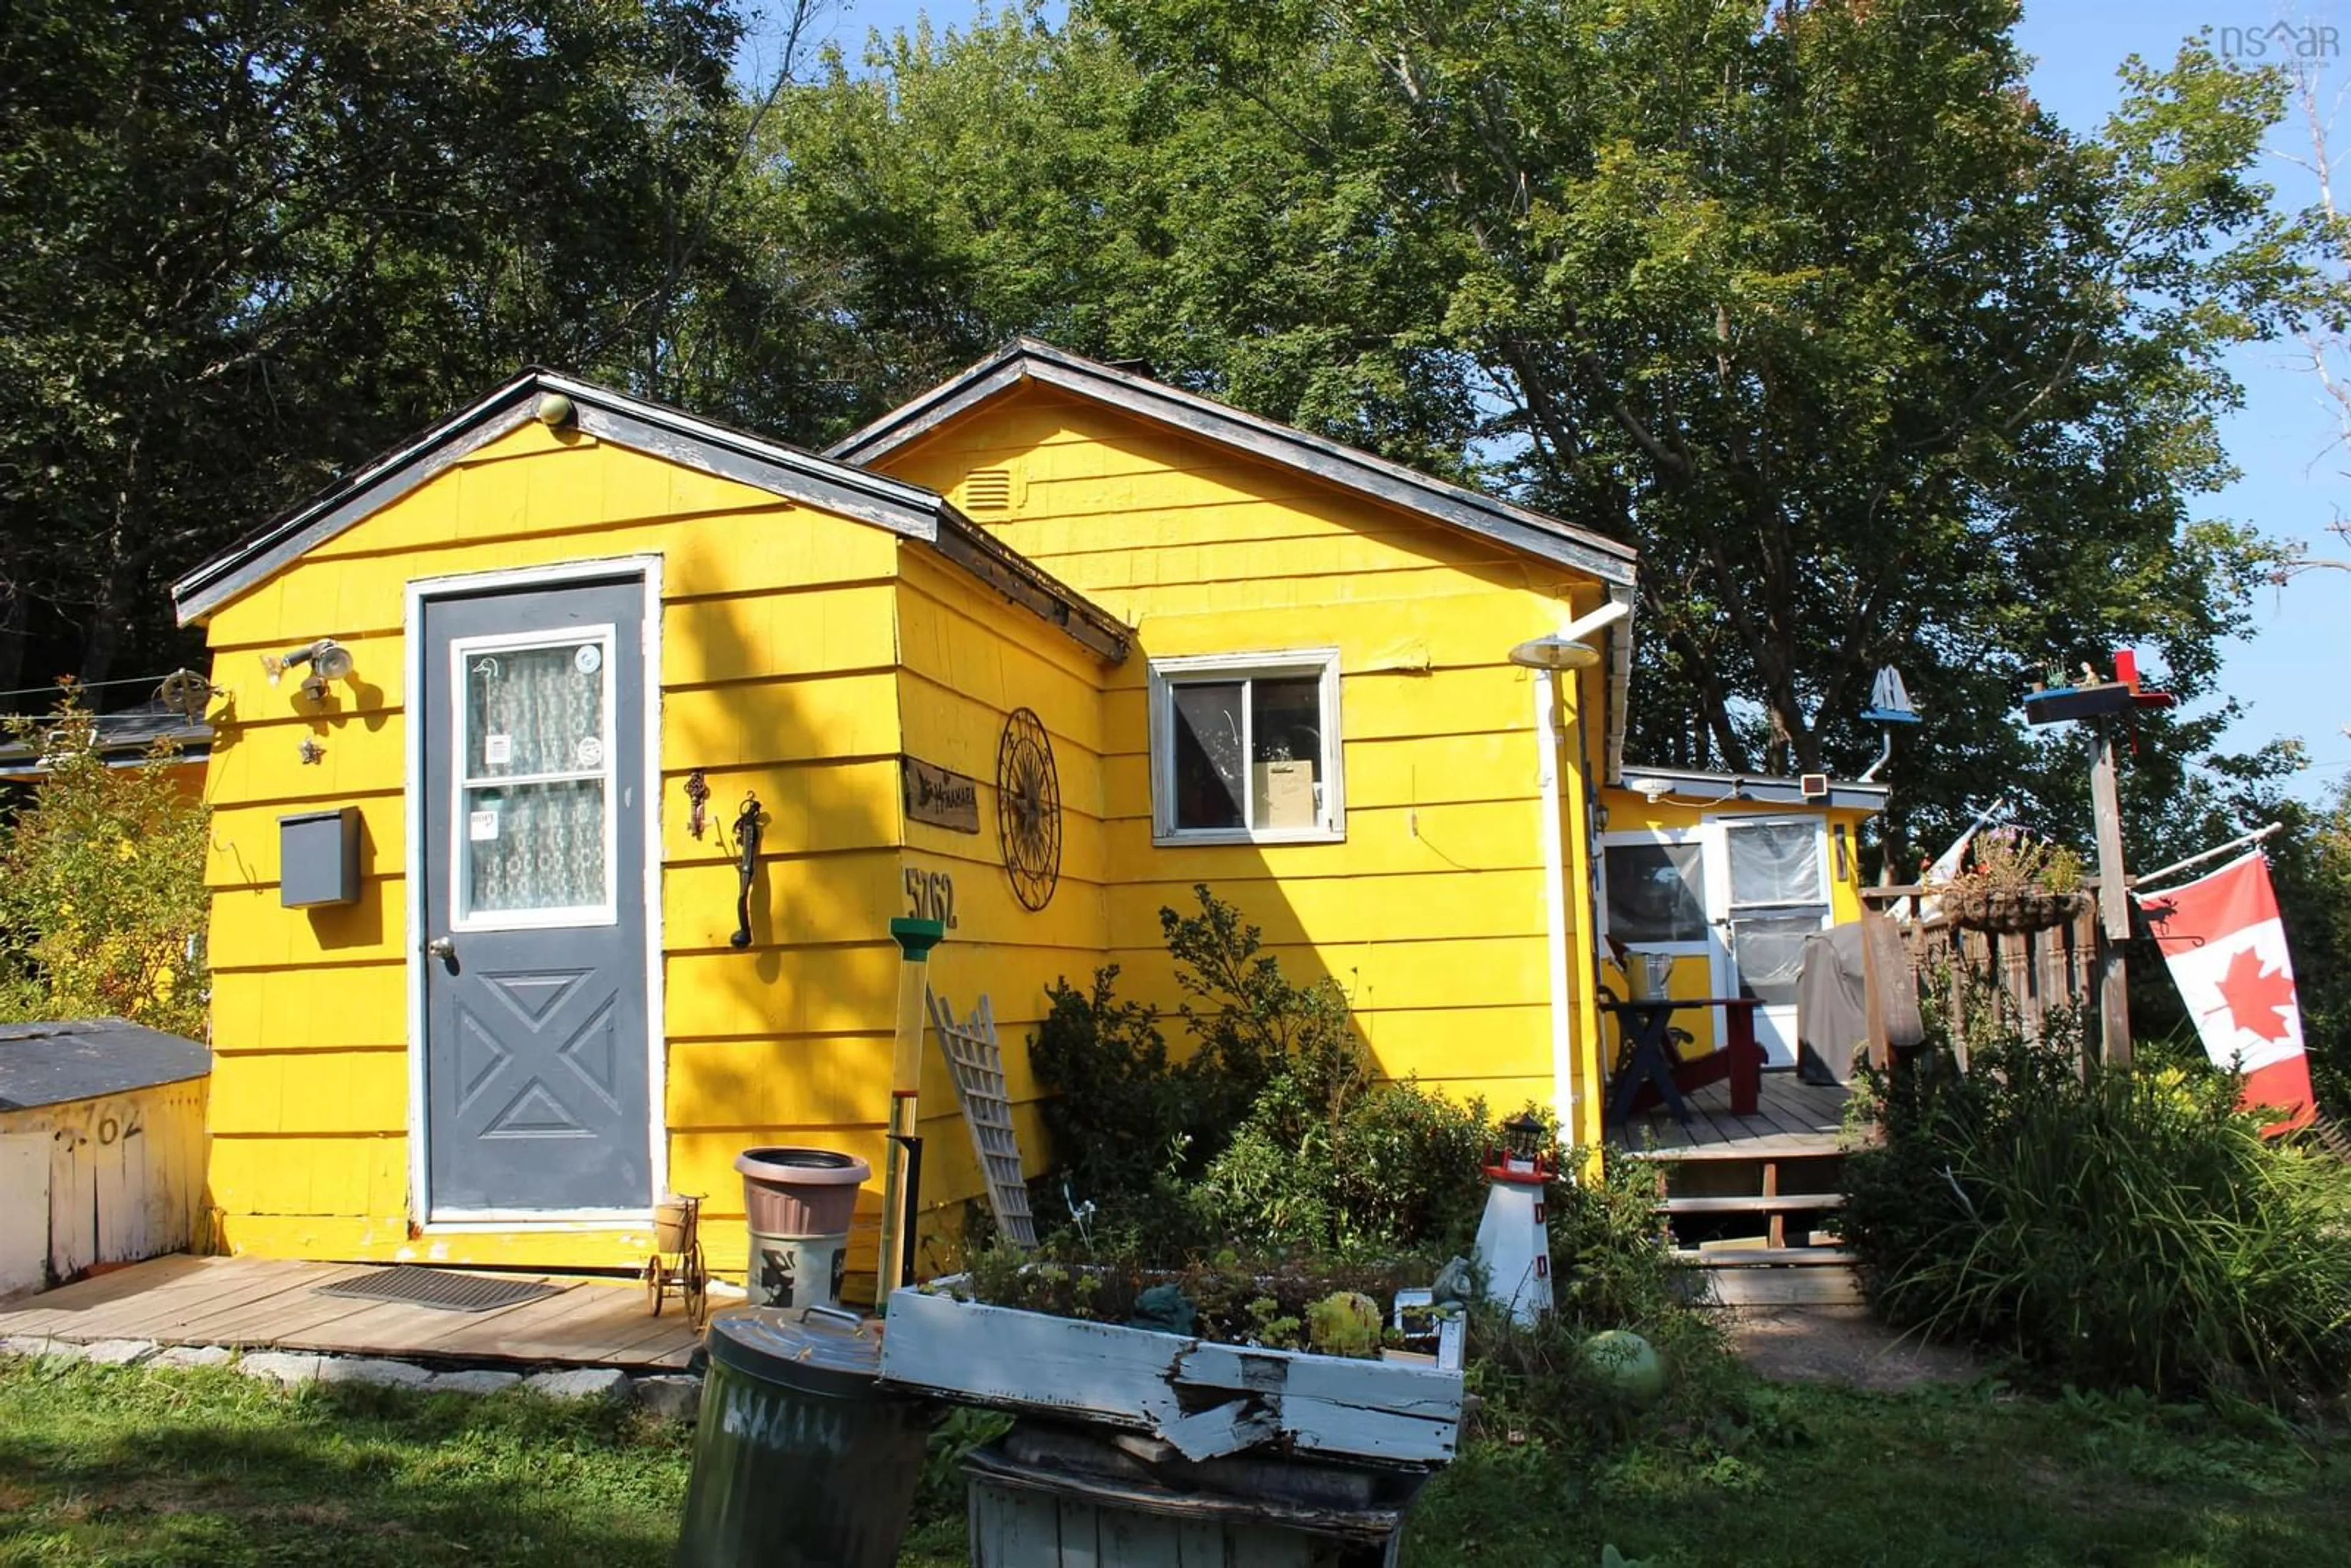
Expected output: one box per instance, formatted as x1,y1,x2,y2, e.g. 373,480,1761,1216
996,707,1062,911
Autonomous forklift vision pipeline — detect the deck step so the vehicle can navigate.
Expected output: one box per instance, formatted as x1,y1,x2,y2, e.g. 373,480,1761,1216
1705,1267,1864,1306
1673,1247,1858,1268
1660,1193,1845,1216
1624,1141,1847,1163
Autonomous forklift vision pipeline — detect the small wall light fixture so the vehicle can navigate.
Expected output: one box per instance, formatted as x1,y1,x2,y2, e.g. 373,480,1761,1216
263,638,356,702
537,391,577,429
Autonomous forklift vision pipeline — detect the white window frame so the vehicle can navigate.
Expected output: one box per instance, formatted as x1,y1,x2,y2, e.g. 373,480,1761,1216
1598,827,1717,958
1148,648,1345,845
446,623,621,932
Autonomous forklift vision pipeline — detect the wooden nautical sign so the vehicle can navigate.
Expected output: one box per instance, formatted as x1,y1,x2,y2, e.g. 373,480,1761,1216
902,756,981,833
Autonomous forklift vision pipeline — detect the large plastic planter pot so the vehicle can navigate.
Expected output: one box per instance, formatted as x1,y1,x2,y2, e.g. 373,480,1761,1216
735,1147,871,1312
673,1306,934,1568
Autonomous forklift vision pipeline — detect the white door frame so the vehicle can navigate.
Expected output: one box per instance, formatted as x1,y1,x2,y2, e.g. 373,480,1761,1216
403,553,666,1229
1701,812,1832,1066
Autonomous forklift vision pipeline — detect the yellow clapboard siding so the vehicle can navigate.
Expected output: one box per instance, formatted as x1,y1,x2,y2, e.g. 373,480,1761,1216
1095,597,1580,690
206,1049,410,1136
203,718,410,806
893,850,1110,956
1106,869,1551,950
668,1033,1051,1135
1097,567,1548,623
205,794,402,890
661,672,902,770
662,583,900,687
667,1035,894,1130
897,671,1106,809
208,1135,409,1217
1108,934,1553,1015
1354,1006,1559,1084
659,759,904,863
210,964,408,1052
1100,730,1546,816
209,882,408,970
1104,801,1545,883
212,672,906,805
205,504,900,651
663,853,916,953
663,945,903,1038
668,1127,888,1214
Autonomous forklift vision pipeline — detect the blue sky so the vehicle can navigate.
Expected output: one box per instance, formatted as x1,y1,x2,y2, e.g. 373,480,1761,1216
765,0,2351,801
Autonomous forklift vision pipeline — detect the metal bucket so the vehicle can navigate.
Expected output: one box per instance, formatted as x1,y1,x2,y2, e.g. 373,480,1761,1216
674,1306,936,1568
745,1230,850,1312
1624,952,1674,1000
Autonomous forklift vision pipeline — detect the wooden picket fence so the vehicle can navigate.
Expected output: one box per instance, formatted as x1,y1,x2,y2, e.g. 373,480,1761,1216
1857,882,2109,1070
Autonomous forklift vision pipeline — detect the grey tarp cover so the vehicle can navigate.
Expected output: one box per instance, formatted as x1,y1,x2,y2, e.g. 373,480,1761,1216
1795,918,1924,1085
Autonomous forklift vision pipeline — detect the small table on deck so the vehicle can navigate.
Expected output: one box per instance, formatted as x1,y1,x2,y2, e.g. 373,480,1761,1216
1601,996,1766,1127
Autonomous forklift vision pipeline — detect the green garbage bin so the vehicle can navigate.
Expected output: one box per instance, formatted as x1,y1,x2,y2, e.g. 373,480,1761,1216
674,1305,936,1568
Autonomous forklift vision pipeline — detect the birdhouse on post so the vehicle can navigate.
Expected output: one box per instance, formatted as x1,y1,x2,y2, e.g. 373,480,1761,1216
2019,648,2175,1067
1472,1112,1556,1325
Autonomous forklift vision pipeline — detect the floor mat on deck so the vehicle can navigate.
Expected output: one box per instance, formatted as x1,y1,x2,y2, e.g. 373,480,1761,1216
315,1266,561,1313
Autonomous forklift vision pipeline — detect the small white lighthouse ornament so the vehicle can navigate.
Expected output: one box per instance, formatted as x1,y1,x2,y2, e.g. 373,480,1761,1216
1473,1112,1556,1324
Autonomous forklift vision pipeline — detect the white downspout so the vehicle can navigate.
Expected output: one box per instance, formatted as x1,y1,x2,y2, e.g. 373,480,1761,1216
1515,599,1626,1135
1533,666,1575,1130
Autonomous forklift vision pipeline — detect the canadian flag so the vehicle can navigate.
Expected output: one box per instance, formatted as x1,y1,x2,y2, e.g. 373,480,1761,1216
2131,852,2314,1134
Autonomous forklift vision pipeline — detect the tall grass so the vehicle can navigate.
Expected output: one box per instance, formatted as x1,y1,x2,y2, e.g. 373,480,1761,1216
1843,1011,2351,1405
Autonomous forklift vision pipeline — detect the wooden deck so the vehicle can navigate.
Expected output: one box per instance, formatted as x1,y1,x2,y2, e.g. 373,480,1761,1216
0,1255,702,1370
1610,1071,1853,1160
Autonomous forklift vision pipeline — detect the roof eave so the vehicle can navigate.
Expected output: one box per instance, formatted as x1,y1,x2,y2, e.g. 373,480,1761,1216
828,339,1638,588
171,372,955,628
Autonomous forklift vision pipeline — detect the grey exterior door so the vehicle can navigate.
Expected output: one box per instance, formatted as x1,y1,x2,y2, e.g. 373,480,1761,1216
420,576,651,1215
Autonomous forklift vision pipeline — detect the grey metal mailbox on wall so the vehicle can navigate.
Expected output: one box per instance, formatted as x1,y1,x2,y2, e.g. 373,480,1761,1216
279,808,361,908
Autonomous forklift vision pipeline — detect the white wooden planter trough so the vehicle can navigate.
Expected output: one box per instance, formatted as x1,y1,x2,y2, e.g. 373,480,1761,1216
877,1282,1465,1470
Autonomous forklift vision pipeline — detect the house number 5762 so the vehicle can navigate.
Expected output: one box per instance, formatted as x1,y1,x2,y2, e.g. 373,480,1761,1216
905,868,958,929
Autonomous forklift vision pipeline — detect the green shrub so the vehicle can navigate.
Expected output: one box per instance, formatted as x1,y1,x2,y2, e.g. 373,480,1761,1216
1027,966,1196,1199
1030,885,1490,1258
1842,1011,2351,1403
1193,1077,1493,1256
0,696,209,1038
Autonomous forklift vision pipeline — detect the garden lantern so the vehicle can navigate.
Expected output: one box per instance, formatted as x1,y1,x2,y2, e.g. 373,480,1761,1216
1473,1112,1556,1324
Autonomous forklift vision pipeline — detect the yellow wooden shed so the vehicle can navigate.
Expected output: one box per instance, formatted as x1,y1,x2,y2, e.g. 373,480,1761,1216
171,341,1874,1279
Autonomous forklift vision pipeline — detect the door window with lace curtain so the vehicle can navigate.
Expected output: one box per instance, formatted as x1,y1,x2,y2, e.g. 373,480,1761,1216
449,628,618,928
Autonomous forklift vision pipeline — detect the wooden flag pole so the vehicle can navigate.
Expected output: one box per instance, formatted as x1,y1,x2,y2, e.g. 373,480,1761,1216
2090,731,2133,1068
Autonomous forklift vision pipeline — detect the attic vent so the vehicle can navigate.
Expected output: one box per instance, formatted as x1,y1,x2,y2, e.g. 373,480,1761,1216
964,468,1013,512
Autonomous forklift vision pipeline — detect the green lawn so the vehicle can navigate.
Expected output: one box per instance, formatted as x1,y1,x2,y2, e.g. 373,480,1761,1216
2,1358,2345,1567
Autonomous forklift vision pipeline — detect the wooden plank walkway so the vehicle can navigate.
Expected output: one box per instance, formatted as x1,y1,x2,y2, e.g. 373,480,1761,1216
0,1255,700,1370
1610,1072,1853,1161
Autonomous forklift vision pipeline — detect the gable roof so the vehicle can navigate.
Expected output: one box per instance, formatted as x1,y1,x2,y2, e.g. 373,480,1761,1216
828,338,1639,589
830,338,1639,778
170,370,1130,662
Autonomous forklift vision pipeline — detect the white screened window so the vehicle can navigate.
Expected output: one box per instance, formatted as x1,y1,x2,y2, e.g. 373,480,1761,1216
449,629,618,929
1149,650,1344,843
